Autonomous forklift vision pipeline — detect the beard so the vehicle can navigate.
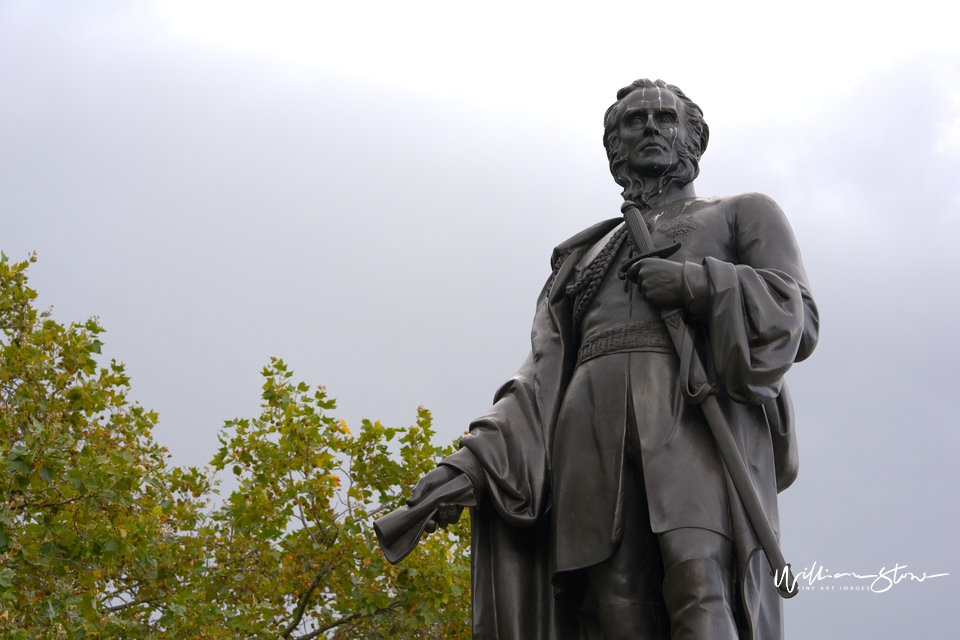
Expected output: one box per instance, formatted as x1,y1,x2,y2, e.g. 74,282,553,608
616,171,685,210
608,141,700,211
617,170,683,211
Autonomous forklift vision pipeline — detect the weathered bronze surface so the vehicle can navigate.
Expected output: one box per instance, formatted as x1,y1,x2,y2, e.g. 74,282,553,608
376,79,819,639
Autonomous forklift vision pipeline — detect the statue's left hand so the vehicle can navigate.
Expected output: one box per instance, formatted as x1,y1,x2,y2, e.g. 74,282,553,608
632,258,684,308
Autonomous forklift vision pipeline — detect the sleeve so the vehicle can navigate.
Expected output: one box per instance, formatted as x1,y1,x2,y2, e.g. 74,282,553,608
682,193,820,404
456,354,550,527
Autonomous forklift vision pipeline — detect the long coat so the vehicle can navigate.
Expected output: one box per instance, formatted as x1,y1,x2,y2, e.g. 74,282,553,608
457,194,819,639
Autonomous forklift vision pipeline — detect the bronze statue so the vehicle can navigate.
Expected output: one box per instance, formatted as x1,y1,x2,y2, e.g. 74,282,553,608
376,79,819,639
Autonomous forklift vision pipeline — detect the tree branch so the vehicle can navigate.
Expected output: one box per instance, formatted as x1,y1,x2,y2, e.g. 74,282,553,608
279,566,326,638
104,596,156,613
10,495,84,512
293,599,405,640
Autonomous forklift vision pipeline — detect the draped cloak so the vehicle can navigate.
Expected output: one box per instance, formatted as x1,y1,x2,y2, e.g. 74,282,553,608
447,193,819,639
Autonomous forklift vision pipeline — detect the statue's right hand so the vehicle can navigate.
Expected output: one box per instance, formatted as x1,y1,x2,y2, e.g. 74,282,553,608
407,465,460,508
407,465,467,533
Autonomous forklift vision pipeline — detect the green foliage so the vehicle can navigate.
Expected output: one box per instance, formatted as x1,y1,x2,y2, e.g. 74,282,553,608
0,254,470,639
192,359,471,639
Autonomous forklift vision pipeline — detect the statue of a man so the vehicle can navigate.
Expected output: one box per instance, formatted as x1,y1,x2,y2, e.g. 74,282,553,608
400,79,819,639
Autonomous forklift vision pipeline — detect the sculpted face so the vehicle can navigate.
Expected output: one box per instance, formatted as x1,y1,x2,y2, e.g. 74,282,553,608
617,86,685,176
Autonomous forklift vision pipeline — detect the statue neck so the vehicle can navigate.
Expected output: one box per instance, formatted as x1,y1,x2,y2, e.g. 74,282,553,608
640,180,697,210
658,180,696,205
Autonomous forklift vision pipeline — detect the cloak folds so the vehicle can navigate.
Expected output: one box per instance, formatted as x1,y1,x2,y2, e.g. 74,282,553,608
455,197,819,639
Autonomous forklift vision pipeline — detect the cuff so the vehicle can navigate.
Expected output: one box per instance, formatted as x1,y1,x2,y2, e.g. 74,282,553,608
438,448,484,503
682,261,711,318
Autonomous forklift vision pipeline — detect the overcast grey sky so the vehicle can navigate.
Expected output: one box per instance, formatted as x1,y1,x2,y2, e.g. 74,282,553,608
3,1,959,637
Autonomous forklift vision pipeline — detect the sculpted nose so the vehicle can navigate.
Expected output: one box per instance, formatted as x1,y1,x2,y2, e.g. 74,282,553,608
643,114,660,136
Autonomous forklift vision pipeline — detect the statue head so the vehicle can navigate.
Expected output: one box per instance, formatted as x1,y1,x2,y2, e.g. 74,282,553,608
603,79,709,208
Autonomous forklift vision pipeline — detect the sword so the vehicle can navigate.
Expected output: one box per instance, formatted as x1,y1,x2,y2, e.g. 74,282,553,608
619,199,799,599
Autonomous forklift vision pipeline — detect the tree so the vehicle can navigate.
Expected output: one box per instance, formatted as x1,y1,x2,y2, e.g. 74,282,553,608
0,253,470,639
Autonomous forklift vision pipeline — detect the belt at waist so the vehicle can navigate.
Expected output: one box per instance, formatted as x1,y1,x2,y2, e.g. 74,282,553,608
577,321,673,366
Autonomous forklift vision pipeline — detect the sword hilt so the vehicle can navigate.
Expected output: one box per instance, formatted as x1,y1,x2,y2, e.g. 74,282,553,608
618,200,681,281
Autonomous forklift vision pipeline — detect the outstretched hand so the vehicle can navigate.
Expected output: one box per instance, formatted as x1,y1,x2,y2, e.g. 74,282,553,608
629,258,684,308
407,465,465,533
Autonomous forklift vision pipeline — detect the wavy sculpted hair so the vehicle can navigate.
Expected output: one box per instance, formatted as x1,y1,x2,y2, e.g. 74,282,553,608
603,79,710,209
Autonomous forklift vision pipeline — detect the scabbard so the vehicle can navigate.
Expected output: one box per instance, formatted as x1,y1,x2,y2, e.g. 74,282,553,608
660,307,798,598
374,473,477,565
